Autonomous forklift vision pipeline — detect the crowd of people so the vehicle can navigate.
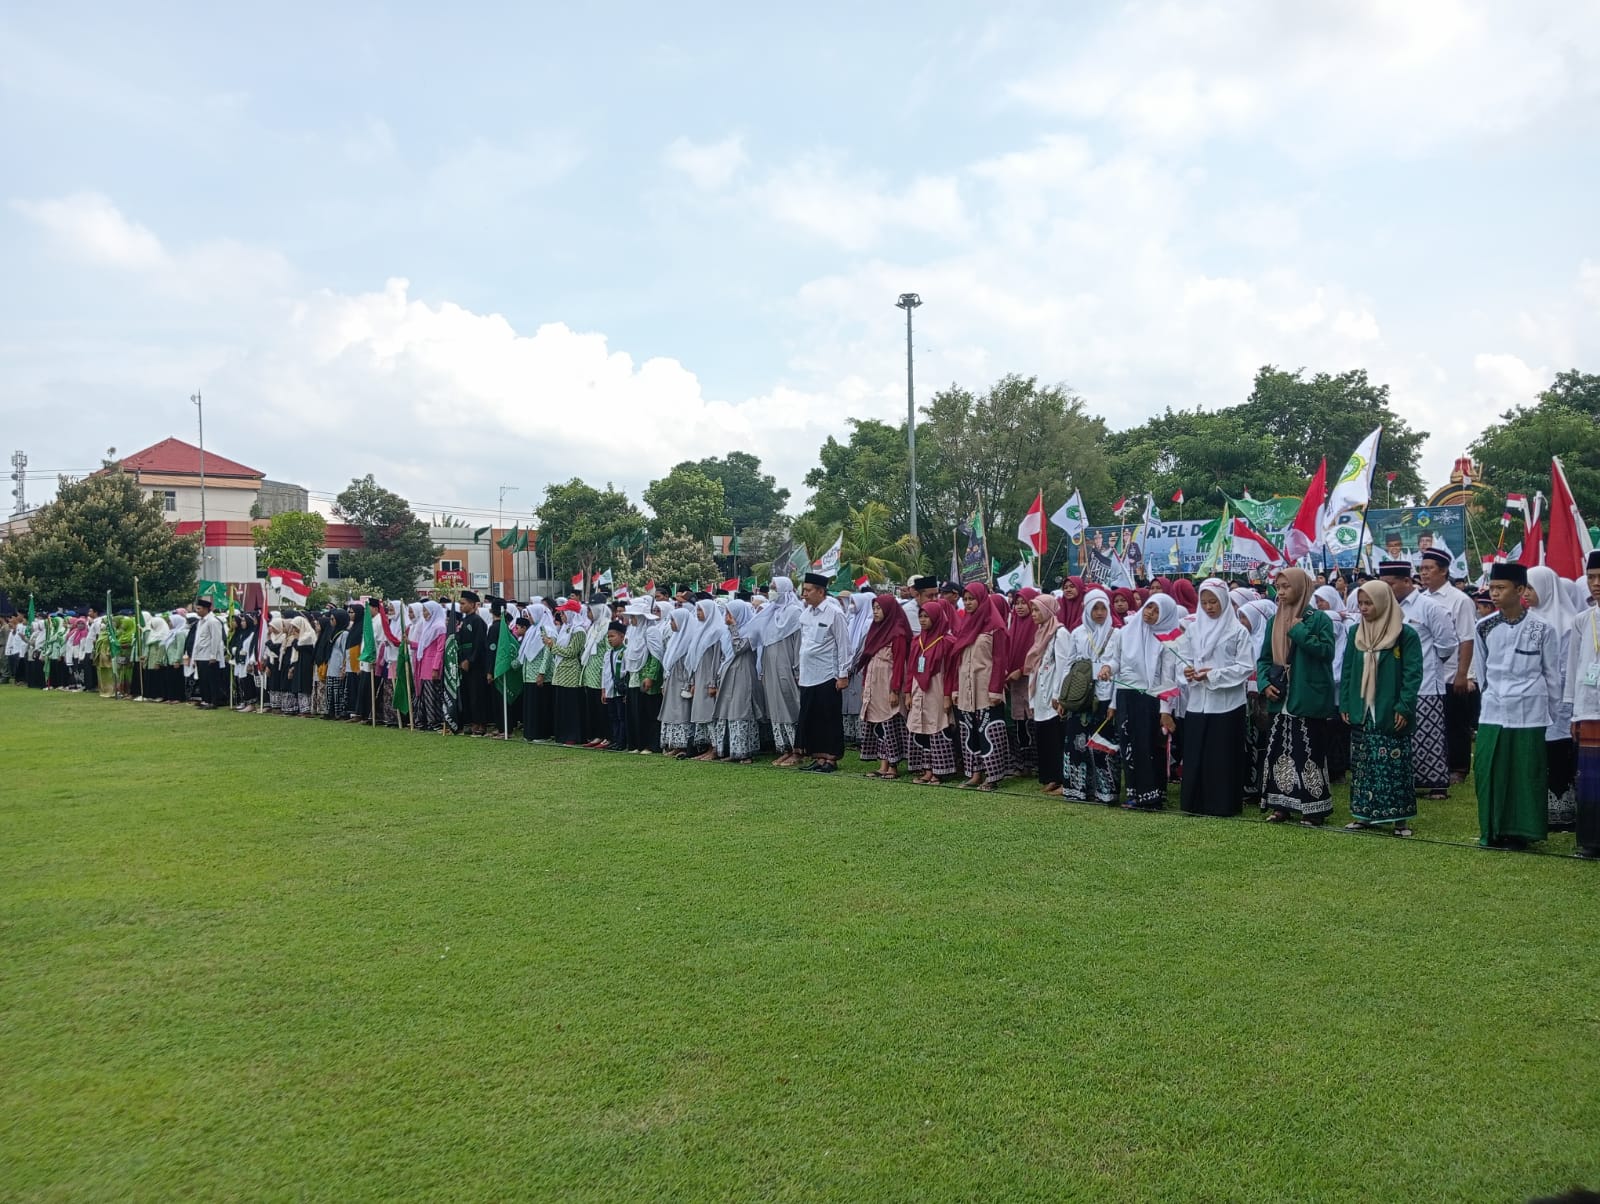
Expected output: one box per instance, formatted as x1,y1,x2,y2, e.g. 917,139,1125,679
9,550,1598,857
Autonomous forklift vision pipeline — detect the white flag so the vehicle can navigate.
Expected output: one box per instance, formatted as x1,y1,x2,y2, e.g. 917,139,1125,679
812,532,843,578
1319,426,1382,541
995,561,1034,593
1050,489,1088,538
595,569,613,587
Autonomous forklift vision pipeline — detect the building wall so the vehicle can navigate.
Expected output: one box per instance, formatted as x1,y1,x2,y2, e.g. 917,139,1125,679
139,481,258,524
256,480,310,517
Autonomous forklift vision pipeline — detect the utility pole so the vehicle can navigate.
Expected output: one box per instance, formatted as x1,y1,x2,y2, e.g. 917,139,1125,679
896,293,922,542
191,392,207,584
498,483,518,596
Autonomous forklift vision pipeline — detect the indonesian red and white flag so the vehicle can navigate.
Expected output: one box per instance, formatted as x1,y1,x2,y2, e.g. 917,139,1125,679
1230,517,1286,565
570,572,584,589
1112,495,1135,518
267,567,310,604
1017,490,1047,556
1171,488,1184,505
1283,458,1328,562
1545,457,1592,579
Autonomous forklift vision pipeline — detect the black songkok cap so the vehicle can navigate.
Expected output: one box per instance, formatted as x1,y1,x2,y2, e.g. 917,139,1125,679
1420,548,1451,569
1489,562,1528,586
912,575,937,591
460,590,480,602
802,573,829,589
607,621,627,634
1587,550,1600,572
1377,560,1413,579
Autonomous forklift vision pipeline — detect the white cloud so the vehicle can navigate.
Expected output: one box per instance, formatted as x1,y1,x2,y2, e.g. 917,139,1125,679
662,134,748,191
14,192,167,269
747,153,970,251
1008,0,1600,158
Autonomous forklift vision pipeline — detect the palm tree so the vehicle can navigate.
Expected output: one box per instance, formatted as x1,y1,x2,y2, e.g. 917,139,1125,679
840,501,922,583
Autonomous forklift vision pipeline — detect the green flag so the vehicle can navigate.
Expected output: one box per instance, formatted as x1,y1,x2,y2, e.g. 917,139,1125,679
497,525,522,550
493,613,522,703
1197,503,1231,576
358,604,377,666
28,594,35,625
197,579,230,606
473,526,491,544
1226,493,1300,532
392,610,412,716
105,590,120,661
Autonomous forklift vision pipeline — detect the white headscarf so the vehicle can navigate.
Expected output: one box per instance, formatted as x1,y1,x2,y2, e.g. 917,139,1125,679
688,598,727,667
622,599,654,672
661,604,700,675
717,600,756,683
1526,566,1575,633
518,603,554,663
1119,593,1181,689
1236,599,1278,659
1189,578,1246,666
413,601,446,654
581,602,611,664
1078,588,1117,656
746,576,803,648
846,590,876,660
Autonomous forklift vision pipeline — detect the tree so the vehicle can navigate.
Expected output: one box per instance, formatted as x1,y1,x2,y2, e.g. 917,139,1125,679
916,374,1112,558
333,475,440,600
1103,407,1304,509
1538,369,1600,419
536,479,645,584
1471,393,1600,549
0,468,199,611
643,466,725,541
681,451,789,531
840,502,923,582
252,511,326,583
1235,367,1427,503
803,419,911,531
644,527,721,591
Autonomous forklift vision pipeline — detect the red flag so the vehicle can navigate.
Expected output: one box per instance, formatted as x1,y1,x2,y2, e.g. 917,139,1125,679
1017,490,1047,556
1230,517,1286,565
853,573,870,589
570,572,583,589
266,567,309,604
1546,457,1592,578
718,577,739,594
1385,471,1397,483
1171,488,1184,505
1283,457,1327,561
1112,496,1133,518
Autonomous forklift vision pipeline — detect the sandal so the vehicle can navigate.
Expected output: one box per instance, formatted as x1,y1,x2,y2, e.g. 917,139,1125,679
977,781,998,792
1393,825,1414,838
1264,811,1288,824
1343,821,1369,831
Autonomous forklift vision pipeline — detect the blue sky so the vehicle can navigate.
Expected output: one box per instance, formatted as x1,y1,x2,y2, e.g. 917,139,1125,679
4,1,1598,524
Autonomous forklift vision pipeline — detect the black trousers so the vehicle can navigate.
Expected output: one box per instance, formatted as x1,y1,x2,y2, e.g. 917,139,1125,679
1035,715,1064,786
608,696,629,748
626,687,661,752
797,682,844,759
1445,688,1477,776
585,687,606,742
196,661,226,706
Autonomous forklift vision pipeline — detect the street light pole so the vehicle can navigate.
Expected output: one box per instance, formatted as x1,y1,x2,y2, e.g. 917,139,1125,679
498,483,519,596
191,392,207,585
896,293,922,543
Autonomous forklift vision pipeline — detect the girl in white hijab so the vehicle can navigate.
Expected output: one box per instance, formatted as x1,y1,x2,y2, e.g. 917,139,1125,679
1062,589,1123,804
658,604,701,756
1176,579,1254,816
1526,565,1578,825
1115,593,1183,810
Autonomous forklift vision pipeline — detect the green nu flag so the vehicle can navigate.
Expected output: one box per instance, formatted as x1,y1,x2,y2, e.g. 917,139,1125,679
358,604,377,666
494,613,522,703
497,525,522,550
197,579,230,606
392,613,412,715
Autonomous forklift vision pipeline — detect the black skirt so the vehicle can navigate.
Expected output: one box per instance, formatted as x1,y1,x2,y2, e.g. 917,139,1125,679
1179,706,1246,816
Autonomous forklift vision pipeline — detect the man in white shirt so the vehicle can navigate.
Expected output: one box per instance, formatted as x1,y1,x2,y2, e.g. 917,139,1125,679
1564,549,1600,859
901,575,937,630
795,572,851,773
186,596,227,709
1417,547,1478,783
1475,562,1561,849
1380,560,1458,799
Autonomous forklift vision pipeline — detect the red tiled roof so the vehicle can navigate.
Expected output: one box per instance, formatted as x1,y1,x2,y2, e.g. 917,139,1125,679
120,437,263,480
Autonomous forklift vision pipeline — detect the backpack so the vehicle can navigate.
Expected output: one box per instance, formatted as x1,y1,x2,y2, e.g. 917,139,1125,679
1059,657,1096,713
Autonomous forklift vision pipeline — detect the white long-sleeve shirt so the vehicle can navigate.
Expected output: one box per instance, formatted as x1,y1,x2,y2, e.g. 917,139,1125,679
1397,589,1458,696
1476,610,1560,730
797,602,851,688
1566,607,1600,723
190,613,226,663
1027,628,1075,722
1426,581,1477,681
1171,625,1255,715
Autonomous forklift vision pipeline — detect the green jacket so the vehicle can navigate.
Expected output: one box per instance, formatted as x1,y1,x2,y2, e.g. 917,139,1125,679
1339,625,1422,731
1256,609,1337,719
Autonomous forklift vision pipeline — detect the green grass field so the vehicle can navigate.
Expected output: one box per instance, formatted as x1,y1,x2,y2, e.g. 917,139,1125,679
4,689,1599,1202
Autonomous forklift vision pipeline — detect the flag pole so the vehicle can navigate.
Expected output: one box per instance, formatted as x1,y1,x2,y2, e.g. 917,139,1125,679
132,576,144,700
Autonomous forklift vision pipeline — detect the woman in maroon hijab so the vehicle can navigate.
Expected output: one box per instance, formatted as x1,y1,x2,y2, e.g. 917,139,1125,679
856,595,912,780
949,582,1012,790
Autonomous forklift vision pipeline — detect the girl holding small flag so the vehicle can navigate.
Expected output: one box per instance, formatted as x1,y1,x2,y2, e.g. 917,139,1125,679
1062,589,1122,803
1176,580,1254,817
1115,594,1183,810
